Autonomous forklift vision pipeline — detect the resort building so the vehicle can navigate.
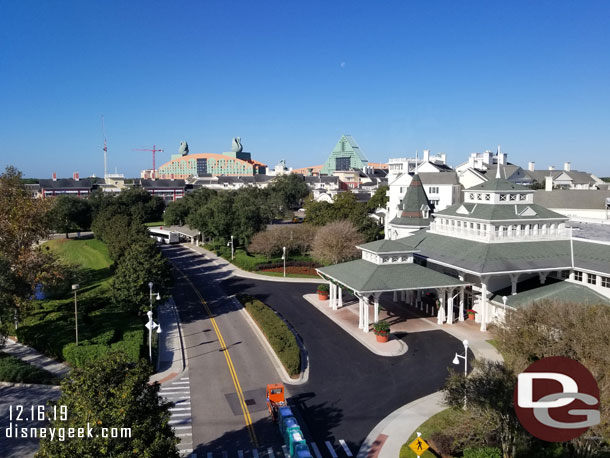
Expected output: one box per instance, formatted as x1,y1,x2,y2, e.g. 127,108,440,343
320,135,369,175
318,167,610,334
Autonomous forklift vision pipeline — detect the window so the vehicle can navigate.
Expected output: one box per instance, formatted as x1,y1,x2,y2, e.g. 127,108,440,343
429,187,439,194
587,273,597,285
561,270,570,279
335,157,351,171
602,277,610,288
509,194,517,201
485,194,491,201
519,194,527,201
469,193,475,200
477,193,482,200
500,194,507,201
574,271,583,282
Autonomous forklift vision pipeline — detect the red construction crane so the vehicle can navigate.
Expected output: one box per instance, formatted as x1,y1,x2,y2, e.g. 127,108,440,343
132,145,164,178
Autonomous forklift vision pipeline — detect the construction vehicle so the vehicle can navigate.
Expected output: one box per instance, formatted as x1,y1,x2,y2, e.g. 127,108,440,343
266,383,313,458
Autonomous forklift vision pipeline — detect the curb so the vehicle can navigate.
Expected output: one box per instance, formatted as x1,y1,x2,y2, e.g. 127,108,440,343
356,391,445,458
186,245,320,284
302,295,408,357
0,381,62,389
150,297,188,385
232,296,310,386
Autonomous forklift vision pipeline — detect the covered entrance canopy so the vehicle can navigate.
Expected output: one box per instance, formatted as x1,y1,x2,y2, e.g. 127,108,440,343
317,259,471,332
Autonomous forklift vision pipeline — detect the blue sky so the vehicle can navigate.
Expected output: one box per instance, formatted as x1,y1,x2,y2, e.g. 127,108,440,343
1,0,609,178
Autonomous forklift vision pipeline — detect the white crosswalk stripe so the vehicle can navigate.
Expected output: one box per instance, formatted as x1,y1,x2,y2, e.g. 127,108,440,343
325,441,338,458
339,440,353,457
310,442,323,458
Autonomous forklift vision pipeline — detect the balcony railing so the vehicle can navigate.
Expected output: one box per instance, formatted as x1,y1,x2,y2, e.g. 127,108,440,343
428,222,570,242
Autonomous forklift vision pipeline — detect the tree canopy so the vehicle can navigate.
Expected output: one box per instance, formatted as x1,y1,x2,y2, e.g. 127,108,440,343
48,195,93,237
36,352,179,458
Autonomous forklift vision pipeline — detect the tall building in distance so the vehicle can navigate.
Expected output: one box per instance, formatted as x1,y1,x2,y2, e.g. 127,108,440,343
149,138,267,179
320,135,369,175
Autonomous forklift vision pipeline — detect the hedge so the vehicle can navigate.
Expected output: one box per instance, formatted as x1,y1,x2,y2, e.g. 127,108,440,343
463,447,502,458
62,330,144,367
255,260,320,271
63,343,111,367
237,294,301,376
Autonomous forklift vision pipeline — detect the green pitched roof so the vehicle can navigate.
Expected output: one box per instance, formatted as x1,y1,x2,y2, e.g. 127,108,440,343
573,240,610,274
468,177,531,192
401,174,431,213
490,280,610,308
317,259,468,293
436,202,568,221
357,239,418,254
401,230,573,274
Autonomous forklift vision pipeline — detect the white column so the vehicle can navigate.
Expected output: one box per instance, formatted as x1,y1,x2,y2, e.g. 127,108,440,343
374,294,380,323
447,289,454,324
358,297,364,329
539,272,548,285
480,280,488,332
459,287,465,322
329,283,335,308
393,290,397,302
338,287,343,308
510,274,519,295
363,299,370,333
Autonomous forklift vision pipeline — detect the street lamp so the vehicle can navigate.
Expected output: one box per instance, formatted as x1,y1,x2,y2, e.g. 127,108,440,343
452,339,469,408
282,246,286,277
227,235,234,260
145,310,162,364
148,282,161,314
72,284,79,345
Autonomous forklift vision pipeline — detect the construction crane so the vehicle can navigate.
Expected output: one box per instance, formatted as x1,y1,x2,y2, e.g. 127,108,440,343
132,145,164,179
101,115,108,178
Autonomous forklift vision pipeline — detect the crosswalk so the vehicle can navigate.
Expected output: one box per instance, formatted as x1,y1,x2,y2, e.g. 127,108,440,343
200,438,355,458
160,373,194,456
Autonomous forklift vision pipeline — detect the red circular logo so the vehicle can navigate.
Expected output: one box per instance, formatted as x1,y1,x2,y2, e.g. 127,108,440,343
514,356,600,442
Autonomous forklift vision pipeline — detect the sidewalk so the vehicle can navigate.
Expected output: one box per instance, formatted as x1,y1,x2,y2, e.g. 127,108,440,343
3,338,70,379
184,243,321,284
149,298,187,385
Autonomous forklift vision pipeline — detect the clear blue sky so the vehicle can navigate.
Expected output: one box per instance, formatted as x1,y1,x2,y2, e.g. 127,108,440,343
1,0,609,178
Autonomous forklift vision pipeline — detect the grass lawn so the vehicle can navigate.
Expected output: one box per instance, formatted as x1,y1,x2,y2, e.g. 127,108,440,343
0,352,60,385
257,271,318,279
16,238,146,367
205,242,318,272
144,221,164,227
399,408,465,458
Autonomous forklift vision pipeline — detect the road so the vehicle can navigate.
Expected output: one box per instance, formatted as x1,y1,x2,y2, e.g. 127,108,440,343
163,245,470,458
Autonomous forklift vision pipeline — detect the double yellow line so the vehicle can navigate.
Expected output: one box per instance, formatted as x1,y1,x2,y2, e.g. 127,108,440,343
175,267,258,447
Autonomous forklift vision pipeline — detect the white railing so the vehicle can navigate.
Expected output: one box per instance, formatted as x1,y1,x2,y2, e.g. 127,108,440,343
429,222,570,242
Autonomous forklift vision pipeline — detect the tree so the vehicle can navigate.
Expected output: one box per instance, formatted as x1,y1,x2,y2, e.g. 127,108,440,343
444,361,525,458
494,301,610,450
49,195,92,237
248,224,318,258
232,187,272,246
190,192,235,243
163,199,189,226
36,352,180,458
311,220,364,264
366,185,389,211
112,239,170,314
269,174,309,211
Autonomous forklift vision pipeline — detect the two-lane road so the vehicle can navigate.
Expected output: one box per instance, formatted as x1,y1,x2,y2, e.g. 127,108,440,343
163,245,470,457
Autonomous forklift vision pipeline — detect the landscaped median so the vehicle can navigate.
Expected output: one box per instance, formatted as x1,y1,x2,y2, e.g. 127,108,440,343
236,294,301,377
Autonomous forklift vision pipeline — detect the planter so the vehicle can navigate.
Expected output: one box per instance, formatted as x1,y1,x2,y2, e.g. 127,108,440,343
467,313,476,321
375,333,389,343
317,292,329,301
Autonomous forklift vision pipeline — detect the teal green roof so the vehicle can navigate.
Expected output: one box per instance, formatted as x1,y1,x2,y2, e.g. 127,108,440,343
573,240,610,274
469,177,531,192
436,202,568,221
401,230,573,274
389,216,431,227
490,281,610,308
390,174,432,228
320,135,369,175
317,259,468,293
357,239,418,254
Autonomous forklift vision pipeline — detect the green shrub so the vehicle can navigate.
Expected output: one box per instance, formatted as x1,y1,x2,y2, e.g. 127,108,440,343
237,295,301,376
317,284,329,293
90,330,116,345
0,352,60,385
62,343,111,367
463,446,502,458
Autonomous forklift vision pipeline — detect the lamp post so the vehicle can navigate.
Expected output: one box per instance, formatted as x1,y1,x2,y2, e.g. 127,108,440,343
452,339,469,408
282,246,286,277
227,235,234,260
145,311,162,364
72,284,79,345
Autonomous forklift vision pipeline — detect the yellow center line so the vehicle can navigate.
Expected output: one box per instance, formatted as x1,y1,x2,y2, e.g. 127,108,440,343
174,266,258,447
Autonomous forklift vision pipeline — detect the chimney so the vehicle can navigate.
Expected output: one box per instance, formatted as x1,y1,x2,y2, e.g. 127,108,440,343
423,150,430,162
545,175,553,191
528,161,535,171
548,165,555,171
52,172,57,181
439,153,446,164
564,162,571,172
498,153,506,165
468,154,475,168
73,172,79,181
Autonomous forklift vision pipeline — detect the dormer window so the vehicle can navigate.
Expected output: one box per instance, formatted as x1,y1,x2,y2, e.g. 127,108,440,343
421,204,430,219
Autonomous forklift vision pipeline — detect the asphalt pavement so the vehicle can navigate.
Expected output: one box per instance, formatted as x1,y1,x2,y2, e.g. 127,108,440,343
163,245,471,458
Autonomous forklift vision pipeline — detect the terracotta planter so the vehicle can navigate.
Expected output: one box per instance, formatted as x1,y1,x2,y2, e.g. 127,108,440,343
317,292,329,301
467,313,476,321
375,333,389,343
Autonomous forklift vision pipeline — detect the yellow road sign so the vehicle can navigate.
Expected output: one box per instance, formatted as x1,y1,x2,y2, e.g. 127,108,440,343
408,437,430,456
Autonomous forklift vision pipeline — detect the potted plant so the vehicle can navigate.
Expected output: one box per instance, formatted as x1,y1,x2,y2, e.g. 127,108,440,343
466,309,477,321
317,284,329,301
373,320,390,343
